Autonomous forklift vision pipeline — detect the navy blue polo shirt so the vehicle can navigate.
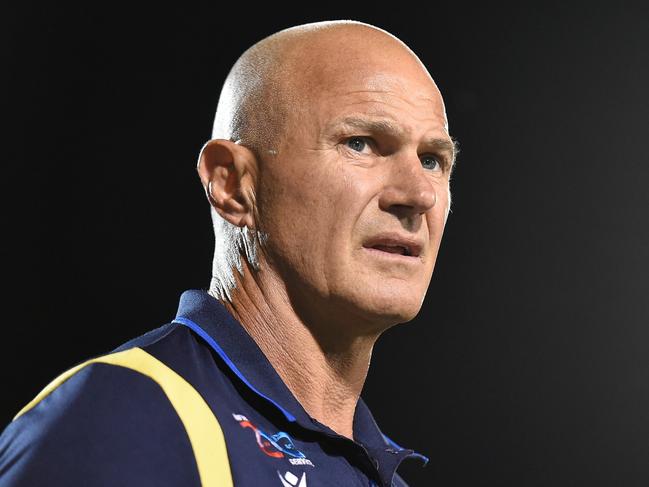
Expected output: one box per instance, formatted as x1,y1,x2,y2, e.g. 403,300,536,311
0,290,427,486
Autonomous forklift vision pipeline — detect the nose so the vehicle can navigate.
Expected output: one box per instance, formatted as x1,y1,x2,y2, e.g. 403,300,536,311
378,154,437,219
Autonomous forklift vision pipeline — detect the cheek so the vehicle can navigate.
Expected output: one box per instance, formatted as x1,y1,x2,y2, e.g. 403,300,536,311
255,157,365,280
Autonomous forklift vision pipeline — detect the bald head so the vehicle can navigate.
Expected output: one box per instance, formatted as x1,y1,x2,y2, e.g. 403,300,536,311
212,20,443,155
203,20,453,302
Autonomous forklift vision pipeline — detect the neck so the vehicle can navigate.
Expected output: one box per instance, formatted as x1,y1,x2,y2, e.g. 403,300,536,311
212,260,380,440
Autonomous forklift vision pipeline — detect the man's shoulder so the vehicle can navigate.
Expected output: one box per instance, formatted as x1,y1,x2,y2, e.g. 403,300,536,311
112,321,179,352
0,323,214,486
2,320,219,439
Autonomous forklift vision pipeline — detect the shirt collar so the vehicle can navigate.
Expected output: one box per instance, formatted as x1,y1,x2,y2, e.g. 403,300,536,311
173,289,428,465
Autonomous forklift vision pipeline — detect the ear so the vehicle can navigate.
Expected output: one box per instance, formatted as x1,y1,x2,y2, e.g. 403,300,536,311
196,139,258,229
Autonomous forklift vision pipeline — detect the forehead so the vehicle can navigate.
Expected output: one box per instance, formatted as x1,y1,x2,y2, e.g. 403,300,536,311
283,38,449,136
299,70,449,141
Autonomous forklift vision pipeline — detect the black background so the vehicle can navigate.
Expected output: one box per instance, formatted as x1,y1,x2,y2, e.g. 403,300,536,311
3,2,649,486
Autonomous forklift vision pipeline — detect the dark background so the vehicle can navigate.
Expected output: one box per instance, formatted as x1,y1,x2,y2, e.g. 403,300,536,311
2,2,649,486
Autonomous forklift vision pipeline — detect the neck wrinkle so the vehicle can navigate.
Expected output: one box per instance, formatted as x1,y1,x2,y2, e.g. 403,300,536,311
214,259,378,440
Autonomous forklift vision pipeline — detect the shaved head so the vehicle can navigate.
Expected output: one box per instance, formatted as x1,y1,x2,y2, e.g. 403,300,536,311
212,20,441,153
202,20,453,302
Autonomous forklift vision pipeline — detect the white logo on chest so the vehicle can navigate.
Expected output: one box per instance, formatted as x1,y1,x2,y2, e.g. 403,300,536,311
277,470,307,487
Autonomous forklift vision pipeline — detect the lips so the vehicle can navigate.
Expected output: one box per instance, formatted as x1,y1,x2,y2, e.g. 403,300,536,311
362,234,423,258
371,244,412,256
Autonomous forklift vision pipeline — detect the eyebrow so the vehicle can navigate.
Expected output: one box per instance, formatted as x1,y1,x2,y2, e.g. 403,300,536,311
333,116,406,137
329,116,459,168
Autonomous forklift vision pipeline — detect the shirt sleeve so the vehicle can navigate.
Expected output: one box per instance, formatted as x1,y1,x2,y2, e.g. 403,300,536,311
0,361,201,486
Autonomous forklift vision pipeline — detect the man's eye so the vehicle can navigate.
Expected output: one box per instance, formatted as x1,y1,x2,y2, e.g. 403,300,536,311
421,155,441,171
345,137,369,153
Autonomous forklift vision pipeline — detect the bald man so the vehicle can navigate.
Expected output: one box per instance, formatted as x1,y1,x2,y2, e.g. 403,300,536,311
0,20,457,487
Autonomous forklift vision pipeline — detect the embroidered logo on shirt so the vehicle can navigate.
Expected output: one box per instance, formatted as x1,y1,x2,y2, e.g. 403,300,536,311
233,413,315,466
277,470,307,487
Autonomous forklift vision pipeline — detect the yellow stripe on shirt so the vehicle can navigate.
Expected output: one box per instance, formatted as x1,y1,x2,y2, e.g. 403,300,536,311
14,347,233,487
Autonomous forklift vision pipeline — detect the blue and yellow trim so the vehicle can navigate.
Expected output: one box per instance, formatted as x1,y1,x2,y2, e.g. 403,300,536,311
15,347,233,487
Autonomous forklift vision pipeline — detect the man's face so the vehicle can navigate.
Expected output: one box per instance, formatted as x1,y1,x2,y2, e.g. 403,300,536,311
255,39,454,331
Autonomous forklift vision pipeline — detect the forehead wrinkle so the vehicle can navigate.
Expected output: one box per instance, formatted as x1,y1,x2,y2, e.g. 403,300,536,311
332,89,395,95
332,88,441,107
327,113,448,142
325,91,447,131
330,116,409,138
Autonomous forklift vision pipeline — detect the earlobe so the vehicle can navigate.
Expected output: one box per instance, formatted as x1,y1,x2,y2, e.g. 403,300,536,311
197,139,258,229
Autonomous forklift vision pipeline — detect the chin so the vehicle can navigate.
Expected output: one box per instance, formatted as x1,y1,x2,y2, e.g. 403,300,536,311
346,286,425,328
338,254,434,326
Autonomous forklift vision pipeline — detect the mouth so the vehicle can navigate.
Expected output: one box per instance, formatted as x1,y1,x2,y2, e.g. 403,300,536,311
362,234,423,259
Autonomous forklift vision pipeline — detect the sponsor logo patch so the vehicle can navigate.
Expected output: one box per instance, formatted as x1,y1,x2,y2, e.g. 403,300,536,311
233,413,314,467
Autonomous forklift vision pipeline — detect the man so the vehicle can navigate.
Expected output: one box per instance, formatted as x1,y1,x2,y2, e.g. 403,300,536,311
0,20,457,486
